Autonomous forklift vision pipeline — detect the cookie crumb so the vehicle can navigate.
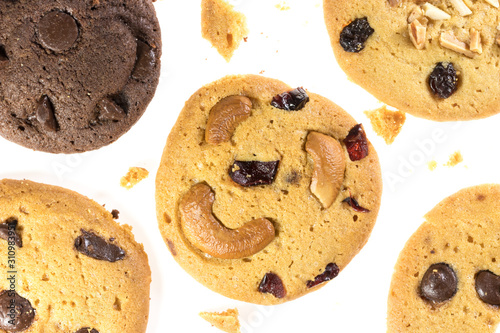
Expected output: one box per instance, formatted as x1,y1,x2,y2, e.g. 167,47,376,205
199,308,240,333
275,1,291,10
120,167,149,189
201,0,248,62
111,209,120,219
428,160,437,171
364,106,406,144
445,151,463,167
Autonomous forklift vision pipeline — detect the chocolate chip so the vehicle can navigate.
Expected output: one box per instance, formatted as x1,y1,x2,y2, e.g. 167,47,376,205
111,209,120,219
306,263,340,288
258,272,286,298
229,160,279,187
271,87,309,111
97,98,126,121
74,229,125,262
167,239,177,256
343,124,369,161
0,45,8,68
36,95,58,132
419,263,458,304
0,219,22,247
38,11,79,52
342,196,370,213
475,270,500,305
75,328,99,333
132,40,156,81
0,290,36,332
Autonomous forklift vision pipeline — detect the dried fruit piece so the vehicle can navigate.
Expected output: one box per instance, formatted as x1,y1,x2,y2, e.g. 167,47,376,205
422,3,451,20
306,263,340,288
342,195,370,213
306,132,346,209
429,62,458,99
419,263,458,304
439,31,476,58
74,229,126,262
36,95,58,132
132,40,156,81
0,219,22,247
475,270,500,305
0,290,36,332
205,95,252,145
75,329,99,333
229,160,279,187
199,308,240,333
271,87,309,111
97,97,126,121
339,18,374,53
258,272,286,298
343,124,369,161
179,184,275,259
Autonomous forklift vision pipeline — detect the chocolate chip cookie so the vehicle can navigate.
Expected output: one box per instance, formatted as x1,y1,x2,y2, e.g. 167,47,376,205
324,0,500,121
388,184,500,332
0,0,161,153
156,75,382,304
0,179,150,332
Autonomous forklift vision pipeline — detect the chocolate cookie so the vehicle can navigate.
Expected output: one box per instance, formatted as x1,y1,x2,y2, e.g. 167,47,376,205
388,184,500,332
0,179,151,332
0,0,161,153
324,0,500,121
156,75,382,304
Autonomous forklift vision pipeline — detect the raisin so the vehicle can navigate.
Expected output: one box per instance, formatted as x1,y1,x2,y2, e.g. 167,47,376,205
306,263,340,288
420,263,457,304
258,272,286,298
271,87,309,111
429,62,458,99
342,195,370,213
75,329,99,333
74,229,126,262
343,124,369,161
339,18,374,53
229,160,279,187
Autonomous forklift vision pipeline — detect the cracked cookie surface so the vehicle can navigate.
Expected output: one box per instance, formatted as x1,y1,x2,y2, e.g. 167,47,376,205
155,75,382,304
0,0,161,153
325,0,500,121
0,179,150,332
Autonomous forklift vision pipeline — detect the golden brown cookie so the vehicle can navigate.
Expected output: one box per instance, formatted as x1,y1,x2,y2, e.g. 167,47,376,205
388,184,500,332
156,75,382,304
0,179,150,332
324,0,500,121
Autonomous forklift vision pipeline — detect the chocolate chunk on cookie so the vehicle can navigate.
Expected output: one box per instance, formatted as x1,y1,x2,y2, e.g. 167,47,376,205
388,184,500,332
156,75,382,304
0,0,161,153
0,179,151,332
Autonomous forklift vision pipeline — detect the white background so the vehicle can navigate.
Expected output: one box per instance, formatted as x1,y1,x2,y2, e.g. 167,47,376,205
3,0,500,332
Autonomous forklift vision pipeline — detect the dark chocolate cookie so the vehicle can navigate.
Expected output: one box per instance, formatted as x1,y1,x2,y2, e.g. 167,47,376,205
0,0,161,153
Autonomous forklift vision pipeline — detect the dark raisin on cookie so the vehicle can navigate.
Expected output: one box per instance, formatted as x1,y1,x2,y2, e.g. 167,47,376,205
475,270,500,305
342,196,370,213
306,263,340,288
429,62,458,99
0,219,22,247
75,328,99,333
419,263,458,304
271,87,309,111
258,272,286,298
0,290,36,332
339,18,374,53
343,124,369,161
74,229,125,262
229,160,279,187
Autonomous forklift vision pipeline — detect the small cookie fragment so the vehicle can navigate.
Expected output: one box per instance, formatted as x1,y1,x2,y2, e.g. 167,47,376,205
428,160,437,171
201,0,248,61
199,308,241,333
364,106,406,144
120,167,149,189
445,151,463,167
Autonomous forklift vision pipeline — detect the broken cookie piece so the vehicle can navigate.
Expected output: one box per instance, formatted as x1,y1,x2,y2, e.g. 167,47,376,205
364,106,406,144
199,308,241,333
120,167,149,189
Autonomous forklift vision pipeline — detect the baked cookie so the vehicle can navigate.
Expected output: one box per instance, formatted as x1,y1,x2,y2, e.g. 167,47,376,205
0,0,161,153
324,0,500,121
0,179,150,332
388,184,500,332
156,75,382,304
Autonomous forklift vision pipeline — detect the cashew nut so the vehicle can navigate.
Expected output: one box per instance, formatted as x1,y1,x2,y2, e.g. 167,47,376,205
205,95,252,145
179,183,275,259
306,132,346,209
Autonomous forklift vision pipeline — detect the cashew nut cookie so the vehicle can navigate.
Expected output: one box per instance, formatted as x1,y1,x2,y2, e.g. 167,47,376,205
388,184,500,332
324,0,500,121
156,75,382,304
0,179,150,332
0,0,161,153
